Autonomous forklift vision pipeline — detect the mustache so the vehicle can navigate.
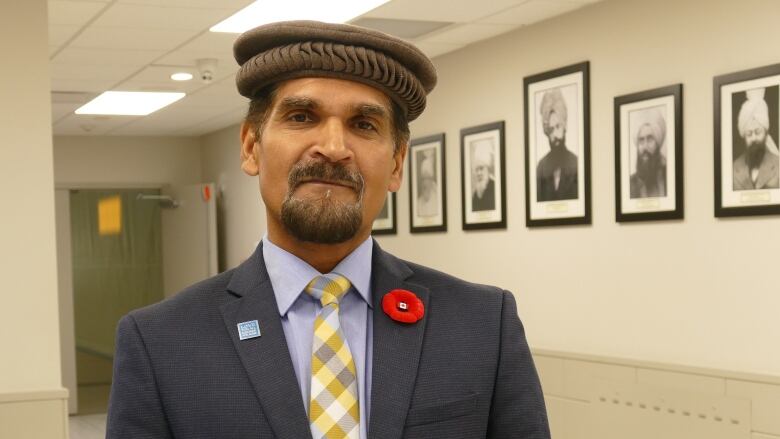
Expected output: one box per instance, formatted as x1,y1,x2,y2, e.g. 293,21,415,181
288,161,364,192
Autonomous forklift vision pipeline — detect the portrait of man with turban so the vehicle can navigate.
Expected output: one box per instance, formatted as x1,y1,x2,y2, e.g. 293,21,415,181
415,149,439,218
630,107,668,198
733,87,780,191
536,87,579,201
471,139,496,211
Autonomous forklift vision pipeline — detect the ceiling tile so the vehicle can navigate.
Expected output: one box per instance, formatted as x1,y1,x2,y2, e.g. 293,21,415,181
52,102,81,121
116,0,253,9
92,3,237,30
423,23,519,45
49,24,81,46
173,106,246,136
48,0,107,26
51,62,139,81
413,40,465,59
69,26,198,51
364,0,527,22
478,0,584,25
52,47,164,66
162,31,238,56
351,17,453,40
51,77,118,93
53,113,138,136
115,66,207,93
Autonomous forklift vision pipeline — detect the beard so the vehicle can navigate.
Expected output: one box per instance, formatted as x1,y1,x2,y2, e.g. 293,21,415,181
549,135,566,153
636,150,661,183
280,161,365,244
474,176,488,197
746,140,767,170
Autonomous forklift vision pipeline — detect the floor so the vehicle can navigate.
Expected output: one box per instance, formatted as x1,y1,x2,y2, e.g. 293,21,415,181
69,413,107,439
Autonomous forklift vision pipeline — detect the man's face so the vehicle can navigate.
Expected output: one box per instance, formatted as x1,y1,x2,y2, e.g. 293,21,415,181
473,162,490,194
636,124,659,164
545,111,566,149
743,118,767,150
240,77,405,244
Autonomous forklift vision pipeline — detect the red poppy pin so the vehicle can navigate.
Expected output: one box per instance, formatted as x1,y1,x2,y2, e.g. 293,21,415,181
382,289,424,323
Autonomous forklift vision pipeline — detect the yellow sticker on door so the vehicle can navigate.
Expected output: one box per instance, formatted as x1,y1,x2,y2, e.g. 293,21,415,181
98,195,122,236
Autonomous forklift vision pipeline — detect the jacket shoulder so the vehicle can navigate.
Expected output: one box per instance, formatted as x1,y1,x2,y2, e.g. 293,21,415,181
401,257,506,301
125,269,236,326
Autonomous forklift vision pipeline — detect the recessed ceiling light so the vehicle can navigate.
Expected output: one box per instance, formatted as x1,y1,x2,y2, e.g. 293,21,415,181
210,0,390,34
171,72,193,81
75,91,186,116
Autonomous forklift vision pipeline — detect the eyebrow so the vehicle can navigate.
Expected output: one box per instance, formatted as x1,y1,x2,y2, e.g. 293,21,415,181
352,103,390,120
276,95,319,113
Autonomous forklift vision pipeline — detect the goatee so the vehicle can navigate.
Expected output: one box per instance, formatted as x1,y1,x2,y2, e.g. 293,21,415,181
280,161,365,244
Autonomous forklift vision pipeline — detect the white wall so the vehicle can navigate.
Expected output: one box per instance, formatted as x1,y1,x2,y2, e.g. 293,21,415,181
0,0,68,437
54,135,203,187
202,0,780,378
385,0,780,377
200,125,267,270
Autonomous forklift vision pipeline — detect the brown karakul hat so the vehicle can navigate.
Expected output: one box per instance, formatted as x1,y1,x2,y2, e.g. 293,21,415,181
234,20,437,121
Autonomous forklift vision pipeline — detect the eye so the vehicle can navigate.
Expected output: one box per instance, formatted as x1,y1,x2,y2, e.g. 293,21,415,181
355,120,377,131
288,112,311,123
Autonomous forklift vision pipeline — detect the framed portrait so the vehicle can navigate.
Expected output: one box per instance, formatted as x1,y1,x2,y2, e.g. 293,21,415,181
715,62,780,217
614,84,684,222
409,133,447,233
460,121,506,230
524,61,591,227
372,192,396,235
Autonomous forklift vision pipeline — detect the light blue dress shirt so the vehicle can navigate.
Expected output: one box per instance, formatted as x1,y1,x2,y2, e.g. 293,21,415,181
262,236,374,439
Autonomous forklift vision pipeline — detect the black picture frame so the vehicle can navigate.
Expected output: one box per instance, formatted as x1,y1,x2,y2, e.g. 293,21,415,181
371,192,396,235
409,133,447,233
523,61,591,227
460,121,507,230
714,62,780,217
614,84,684,222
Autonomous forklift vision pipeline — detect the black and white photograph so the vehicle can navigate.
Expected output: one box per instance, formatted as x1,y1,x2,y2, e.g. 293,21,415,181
524,62,591,227
715,62,780,217
409,133,447,233
461,121,506,230
371,191,396,235
615,84,683,222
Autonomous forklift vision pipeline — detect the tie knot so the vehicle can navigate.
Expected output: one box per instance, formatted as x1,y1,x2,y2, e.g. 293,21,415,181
305,274,352,307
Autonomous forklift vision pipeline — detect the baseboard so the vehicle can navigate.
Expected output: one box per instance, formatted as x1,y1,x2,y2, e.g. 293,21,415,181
0,388,69,439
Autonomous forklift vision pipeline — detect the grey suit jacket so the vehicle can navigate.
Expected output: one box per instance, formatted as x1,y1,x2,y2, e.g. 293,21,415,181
106,241,550,439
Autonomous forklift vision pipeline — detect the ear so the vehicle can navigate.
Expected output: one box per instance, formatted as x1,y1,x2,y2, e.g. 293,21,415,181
387,142,408,192
240,121,260,176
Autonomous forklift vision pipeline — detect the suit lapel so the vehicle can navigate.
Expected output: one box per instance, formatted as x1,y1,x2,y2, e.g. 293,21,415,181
368,243,429,439
220,245,312,439
734,157,753,189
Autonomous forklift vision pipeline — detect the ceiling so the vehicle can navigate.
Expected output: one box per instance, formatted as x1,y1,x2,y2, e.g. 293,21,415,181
49,0,600,137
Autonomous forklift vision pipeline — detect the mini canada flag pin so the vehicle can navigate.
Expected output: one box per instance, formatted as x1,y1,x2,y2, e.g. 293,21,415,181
237,320,261,340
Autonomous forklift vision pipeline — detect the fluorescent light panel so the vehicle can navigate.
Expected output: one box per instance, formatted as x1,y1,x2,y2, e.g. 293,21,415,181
75,91,185,116
210,0,391,34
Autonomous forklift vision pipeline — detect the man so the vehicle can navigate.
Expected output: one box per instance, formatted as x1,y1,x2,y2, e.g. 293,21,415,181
416,150,438,217
107,20,549,439
733,89,780,191
630,109,667,198
471,140,496,211
536,88,578,201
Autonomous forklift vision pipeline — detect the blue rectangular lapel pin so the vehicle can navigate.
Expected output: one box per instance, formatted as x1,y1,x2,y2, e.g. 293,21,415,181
237,320,261,340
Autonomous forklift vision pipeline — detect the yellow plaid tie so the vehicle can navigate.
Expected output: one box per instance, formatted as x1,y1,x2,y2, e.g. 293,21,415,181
306,274,360,439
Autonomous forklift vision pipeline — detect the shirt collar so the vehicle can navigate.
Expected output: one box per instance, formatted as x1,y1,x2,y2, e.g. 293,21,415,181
262,235,374,317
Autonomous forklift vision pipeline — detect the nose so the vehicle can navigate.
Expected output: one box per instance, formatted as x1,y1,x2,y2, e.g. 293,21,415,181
311,118,353,162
